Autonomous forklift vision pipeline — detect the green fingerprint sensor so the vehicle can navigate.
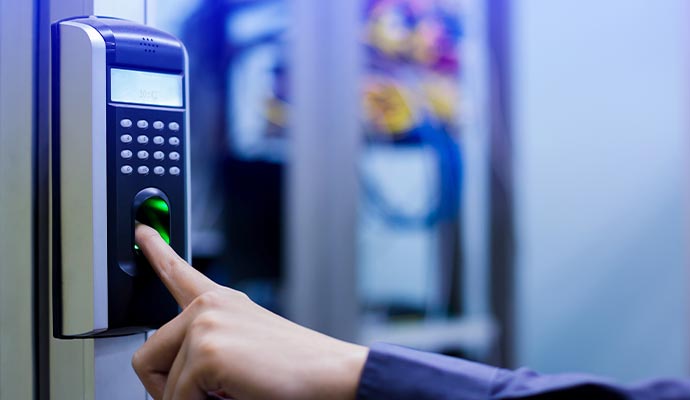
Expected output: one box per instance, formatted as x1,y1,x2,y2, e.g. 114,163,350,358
135,196,170,251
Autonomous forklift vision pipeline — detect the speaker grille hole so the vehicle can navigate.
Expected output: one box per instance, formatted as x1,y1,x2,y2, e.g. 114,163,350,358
140,37,159,53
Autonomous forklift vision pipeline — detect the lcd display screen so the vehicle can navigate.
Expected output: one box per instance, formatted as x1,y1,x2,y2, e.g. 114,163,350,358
110,68,183,107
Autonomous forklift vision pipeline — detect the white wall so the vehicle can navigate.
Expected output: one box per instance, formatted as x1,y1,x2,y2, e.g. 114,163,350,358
513,1,690,381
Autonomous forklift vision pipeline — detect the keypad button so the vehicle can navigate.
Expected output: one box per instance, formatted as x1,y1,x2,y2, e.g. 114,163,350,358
120,134,132,143
121,165,133,175
168,122,180,132
153,121,164,130
154,166,165,176
137,135,149,144
120,119,132,128
153,151,165,160
120,150,133,159
169,137,180,146
153,136,164,145
169,151,180,161
137,150,149,160
138,166,149,175
169,167,180,176
137,120,149,129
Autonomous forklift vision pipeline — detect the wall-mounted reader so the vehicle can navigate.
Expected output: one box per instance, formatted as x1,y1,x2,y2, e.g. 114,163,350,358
52,16,190,338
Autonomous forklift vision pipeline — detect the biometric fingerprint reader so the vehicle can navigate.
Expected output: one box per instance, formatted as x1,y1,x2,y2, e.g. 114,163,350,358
134,191,171,251
52,16,190,338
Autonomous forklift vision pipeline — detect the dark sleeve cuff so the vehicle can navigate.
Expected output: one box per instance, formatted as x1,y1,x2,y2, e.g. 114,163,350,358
357,342,500,400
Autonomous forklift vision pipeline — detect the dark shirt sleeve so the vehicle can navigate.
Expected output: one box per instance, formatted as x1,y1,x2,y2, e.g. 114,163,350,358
356,342,690,400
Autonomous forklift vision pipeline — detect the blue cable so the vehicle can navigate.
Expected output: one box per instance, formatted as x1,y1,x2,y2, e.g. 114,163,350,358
362,119,463,229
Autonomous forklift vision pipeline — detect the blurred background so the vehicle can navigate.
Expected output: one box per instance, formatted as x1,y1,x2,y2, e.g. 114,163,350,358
151,0,690,382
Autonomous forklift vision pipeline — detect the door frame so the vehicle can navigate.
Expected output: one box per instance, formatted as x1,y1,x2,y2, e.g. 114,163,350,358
0,0,37,398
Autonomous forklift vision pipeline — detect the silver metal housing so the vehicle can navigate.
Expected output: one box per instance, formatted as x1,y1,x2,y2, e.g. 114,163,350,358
58,20,109,336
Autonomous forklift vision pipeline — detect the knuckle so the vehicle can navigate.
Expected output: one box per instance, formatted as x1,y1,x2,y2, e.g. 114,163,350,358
131,349,144,373
186,322,222,359
229,288,250,301
195,289,225,308
163,256,186,277
188,287,250,313
194,335,220,360
190,311,221,334
187,341,222,385
187,313,227,361
220,287,249,302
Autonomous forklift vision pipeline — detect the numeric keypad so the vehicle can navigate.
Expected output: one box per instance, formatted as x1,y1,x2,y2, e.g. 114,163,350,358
118,117,183,177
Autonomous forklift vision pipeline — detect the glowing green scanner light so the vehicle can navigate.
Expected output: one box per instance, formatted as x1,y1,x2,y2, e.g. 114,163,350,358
135,196,171,251
148,198,169,213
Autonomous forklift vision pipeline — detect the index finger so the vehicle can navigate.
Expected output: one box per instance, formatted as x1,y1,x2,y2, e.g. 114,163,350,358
135,223,218,308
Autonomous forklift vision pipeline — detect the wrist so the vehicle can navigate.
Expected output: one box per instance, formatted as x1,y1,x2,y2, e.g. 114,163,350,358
332,343,369,400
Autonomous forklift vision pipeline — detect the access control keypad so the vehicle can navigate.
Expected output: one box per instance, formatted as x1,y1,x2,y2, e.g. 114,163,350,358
118,115,183,177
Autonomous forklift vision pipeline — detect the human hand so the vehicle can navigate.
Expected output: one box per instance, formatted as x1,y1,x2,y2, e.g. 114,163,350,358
131,224,369,400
